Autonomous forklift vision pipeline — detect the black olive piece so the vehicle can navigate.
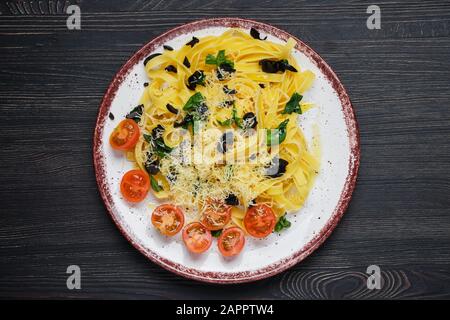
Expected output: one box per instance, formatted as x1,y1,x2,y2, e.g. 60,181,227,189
242,112,258,129
218,131,234,153
174,114,193,128
108,112,114,120
186,36,200,47
248,199,256,207
221,100,234,107
225,193,239,206
197,102,209,116
223,85,237,95
217,63,236,80
166,103,179,114
265,158,289,178
187,70,205,90
143,53,161,66
259,59,280,73
259,83,265,88
145,157,160,175
183,56,191,68
250,27,267,40
151,124,165,139
165,65,177,73
163,45,174,51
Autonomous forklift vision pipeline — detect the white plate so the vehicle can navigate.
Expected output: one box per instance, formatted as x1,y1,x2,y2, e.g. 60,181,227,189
93,18,360,283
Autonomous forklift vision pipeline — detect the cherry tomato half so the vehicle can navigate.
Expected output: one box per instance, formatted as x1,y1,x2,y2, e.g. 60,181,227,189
243,204,276,238
200,198,232,231
182,222,212,254
151,204,185,236
218,227,246,257
120,169,150,202
110,119,140,151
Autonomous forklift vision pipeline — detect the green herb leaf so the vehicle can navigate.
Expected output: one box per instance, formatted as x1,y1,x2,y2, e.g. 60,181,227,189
232,106,243,128
217,118,233,126
183,92,205,112
125,104,144,122
150,175,163,192
267,119,289,146
282,93,303,114
211,229,223,237
205,50,234,68
274,214,291,232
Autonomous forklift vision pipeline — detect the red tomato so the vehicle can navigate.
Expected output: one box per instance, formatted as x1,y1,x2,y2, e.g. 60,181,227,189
120,169,150,202
110,119,140,151
151,204,185,236
182,222,212,254
243,204,276,238
200,198,232,231
218,227,245,257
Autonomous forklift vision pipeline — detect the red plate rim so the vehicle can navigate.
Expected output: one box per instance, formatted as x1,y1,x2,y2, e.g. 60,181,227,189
93,17,361,284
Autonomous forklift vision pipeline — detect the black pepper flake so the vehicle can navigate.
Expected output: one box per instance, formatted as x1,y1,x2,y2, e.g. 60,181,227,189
186,36,200,47
165,65,177,73
143,82,149,87
183,56,191,68
166,103,179,114
109,112,115,120
143,53,161,66
250,27,267,40
163,45,174,51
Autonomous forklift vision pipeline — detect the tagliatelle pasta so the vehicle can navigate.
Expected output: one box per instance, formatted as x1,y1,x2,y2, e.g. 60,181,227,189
119,28,319,235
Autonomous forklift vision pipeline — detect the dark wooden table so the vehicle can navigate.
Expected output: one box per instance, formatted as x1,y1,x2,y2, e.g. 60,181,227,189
1,0,449,299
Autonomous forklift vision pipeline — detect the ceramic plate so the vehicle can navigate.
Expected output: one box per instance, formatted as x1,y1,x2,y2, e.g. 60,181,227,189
93,18,360,283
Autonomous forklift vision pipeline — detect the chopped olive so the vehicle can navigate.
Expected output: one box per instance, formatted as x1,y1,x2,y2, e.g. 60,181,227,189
223,85,237,95
166,103,179,114
242,112,257,129
183,56,191,68
217,62,236,80
143,53,161,66
187,70,206,90
218,131,234,153
174,114,194,129
126,104,143,122
248,199,256,207
265,157,289,178
220,100,235,108
165,65,177,73
259,59,297,73
163,45,173,51
259,83,265,88
225,193,239,206
108,112,115,120
144,156,160,175
151,124,165,139
186,36,200,47
250,27,267,40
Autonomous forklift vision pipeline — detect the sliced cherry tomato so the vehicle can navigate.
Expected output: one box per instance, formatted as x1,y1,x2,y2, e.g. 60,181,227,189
200,198,232,231
120,169,150,202
182,222,212,254
218,227,245,257
110,119,140,151
151,204,185,236
244,204,276,238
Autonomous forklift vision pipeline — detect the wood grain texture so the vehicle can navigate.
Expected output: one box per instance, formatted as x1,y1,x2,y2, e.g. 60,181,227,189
0,0,450,299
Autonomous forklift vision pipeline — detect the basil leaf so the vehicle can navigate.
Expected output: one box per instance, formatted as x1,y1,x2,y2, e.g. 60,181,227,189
232,106,243,128
205,50,234,68
183,92,204,111
205,54,217,65
282,93,303,114
150,175,163,192
187,70,206,90
274,214,291,232
217,118,233,126
267,119,289,146
211,229,222,237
